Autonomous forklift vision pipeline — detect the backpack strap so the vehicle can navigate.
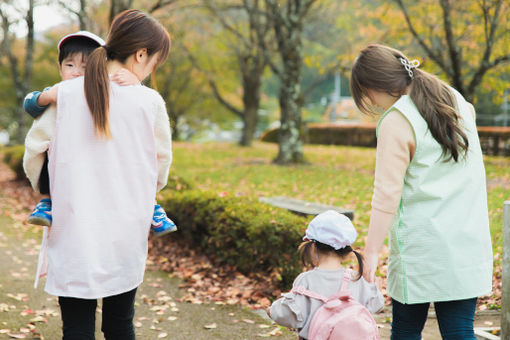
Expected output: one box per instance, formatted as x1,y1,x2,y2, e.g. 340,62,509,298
340,268,353,292
325,268,353,302
291,286,328,303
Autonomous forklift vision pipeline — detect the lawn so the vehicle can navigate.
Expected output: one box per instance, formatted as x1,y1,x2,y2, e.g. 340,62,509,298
170,141,510,263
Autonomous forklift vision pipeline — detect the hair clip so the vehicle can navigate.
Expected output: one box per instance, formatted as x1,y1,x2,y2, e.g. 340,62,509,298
399,57,420,79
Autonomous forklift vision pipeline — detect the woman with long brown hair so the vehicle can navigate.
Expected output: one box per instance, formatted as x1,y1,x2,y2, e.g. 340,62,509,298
350,44,492,339
25,10,171,339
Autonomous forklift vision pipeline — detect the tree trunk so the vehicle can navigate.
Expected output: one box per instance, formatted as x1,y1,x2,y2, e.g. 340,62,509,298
239,61,262,146
171,115,180,141
109,0,133,23
275,67,304,164
0,1,35,143
268,0,312,164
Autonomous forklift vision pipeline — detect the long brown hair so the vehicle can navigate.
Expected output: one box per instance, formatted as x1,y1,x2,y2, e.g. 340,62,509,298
350,44,469,162
298,240,364,280
84,9,171,138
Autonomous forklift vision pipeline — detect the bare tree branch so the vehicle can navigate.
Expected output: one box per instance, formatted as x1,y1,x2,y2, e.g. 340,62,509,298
393,0,450,76
149,0,178,13
183,44,243,117
439,0,462,89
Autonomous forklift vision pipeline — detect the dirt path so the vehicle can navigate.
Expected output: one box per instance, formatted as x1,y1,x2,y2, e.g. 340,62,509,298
0,161,295,339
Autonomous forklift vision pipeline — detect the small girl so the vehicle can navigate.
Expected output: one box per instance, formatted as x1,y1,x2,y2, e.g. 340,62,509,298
269,210,384,340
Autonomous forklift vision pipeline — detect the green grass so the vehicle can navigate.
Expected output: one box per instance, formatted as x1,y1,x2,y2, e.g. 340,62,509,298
170,141,510,254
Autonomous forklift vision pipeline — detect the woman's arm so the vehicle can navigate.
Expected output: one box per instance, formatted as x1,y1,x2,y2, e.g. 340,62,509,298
364,110,414,282
23,105,57,192
154,95,172,191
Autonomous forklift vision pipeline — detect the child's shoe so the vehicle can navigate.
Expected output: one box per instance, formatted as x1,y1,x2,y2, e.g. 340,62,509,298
151,204,177,236
28,198,52,227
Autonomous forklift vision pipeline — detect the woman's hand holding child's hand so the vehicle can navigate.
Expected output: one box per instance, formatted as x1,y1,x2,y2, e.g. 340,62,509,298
362,252,378,283
111,68,140,86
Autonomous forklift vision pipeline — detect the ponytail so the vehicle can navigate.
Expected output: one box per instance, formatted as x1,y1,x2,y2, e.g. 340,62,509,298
84,46,111,139
350,248,364,281
410,70,469,162
83,10,171,140
351,44,470,162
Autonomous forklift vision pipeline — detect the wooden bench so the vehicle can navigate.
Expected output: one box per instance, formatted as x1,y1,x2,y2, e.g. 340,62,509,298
259,196,354,220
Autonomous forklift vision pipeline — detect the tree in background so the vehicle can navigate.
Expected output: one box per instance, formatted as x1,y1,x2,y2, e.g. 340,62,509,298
262,0,317,164
0,0,35,143
193,0,272,146
392,0,510,102
109,0,133,23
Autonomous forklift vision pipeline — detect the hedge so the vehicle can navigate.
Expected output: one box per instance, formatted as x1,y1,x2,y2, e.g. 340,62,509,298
2,145,26,181
157,189,307,287
260,123,377,147
261,123,510,156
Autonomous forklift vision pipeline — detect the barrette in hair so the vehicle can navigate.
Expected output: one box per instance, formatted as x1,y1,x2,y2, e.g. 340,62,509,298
399,57,420,79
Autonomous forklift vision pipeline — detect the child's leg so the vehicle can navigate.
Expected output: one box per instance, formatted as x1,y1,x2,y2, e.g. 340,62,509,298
28,154,52,227
151,201,177,236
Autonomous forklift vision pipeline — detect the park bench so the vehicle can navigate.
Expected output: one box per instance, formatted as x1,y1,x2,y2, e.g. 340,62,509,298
258,196,354,220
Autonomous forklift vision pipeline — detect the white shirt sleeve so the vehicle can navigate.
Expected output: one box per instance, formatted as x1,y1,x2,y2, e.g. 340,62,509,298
23,105,57,192
154,95,172,191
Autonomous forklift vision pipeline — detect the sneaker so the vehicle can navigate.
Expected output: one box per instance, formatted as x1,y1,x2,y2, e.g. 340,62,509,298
151,204,177,236
28,198,52,227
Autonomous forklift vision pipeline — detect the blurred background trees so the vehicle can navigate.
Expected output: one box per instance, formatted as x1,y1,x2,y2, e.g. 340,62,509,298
1,0,509,162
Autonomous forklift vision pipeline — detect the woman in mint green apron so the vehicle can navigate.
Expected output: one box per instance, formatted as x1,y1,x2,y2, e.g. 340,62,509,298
350,44,492,340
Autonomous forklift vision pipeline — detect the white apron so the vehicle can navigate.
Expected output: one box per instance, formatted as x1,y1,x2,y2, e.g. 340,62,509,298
40,77,159,299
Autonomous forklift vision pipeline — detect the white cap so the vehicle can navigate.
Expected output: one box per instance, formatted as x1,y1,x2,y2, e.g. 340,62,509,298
58,31,105,51
303,210,357,250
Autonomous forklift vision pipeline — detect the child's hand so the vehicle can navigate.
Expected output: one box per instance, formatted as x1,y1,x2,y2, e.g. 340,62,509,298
37,86,58,106
111,68,140,86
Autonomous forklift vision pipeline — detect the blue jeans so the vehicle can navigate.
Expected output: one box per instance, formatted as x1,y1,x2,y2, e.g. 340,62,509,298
391,297,477,340
58,287,137,340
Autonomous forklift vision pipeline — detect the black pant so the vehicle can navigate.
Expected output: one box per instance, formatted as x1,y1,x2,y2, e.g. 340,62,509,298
39,153,50,195
58,287,137,340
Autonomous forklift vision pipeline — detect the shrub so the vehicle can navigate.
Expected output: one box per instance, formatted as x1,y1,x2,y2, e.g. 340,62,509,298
2,145,26,181
165,174,193,192
157,189,307,287
260,123,377,147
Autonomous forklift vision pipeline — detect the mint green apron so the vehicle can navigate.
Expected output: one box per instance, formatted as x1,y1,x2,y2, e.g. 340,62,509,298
377,91,493,304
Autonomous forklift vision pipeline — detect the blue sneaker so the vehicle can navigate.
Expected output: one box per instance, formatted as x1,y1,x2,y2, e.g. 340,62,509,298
151,204,177,236
28,198,52,227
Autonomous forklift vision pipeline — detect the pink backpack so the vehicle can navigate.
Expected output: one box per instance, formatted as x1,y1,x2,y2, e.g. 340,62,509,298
291,269,380,340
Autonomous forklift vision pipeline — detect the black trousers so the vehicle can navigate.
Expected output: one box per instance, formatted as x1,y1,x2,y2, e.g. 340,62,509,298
58,287,137,340
39,153,50,195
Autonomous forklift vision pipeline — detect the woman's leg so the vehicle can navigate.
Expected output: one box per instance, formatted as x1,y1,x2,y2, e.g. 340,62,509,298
390,298,430,340
58,296,97,340
434,297,477,340
101,287,137,340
